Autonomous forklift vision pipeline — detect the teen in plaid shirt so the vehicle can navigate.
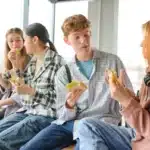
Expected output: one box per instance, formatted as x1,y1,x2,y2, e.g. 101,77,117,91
0,23,65,150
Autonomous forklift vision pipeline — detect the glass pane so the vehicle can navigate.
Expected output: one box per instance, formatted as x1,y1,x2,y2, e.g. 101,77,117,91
54,1,88,62
117,0,150,91
0,0,23,71
29,0,53,37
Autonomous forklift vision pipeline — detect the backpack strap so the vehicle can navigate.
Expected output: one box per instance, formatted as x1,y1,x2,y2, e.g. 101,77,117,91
65,64,72,83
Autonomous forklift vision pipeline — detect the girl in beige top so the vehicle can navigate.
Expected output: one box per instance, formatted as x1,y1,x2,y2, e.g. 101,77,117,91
0,28,31,118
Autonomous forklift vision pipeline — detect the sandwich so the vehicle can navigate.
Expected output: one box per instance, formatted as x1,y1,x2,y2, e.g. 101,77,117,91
107,69,118,83
66,80,87,91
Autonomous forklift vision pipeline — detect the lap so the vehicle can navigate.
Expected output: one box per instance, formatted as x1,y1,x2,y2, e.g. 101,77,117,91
77,117,134,150
0,114,54,137
79,117,134,137
0,114,55,150
20,120,75,150
0,112,28,132
25,120,74,142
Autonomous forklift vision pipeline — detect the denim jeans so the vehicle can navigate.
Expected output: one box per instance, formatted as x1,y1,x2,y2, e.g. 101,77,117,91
20,120,78,150
77,117,135,150
0,112,55,150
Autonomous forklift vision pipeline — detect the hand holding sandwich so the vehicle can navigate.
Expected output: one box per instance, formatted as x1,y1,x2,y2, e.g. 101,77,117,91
66,81,87,109
107,69,135,107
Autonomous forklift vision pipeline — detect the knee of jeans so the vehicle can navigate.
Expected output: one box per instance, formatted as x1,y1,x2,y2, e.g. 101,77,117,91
20,145,25,150
20,145,32,150
77,118,92,135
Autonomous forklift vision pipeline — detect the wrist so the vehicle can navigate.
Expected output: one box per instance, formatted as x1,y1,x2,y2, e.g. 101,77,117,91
66,100,75,109
120,96,132,108
31,88,36,96
28,87,36,96
12,64,17,69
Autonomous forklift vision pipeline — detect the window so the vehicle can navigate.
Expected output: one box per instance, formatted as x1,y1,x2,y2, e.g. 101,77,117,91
54,1,88,62
0,0,24,71
117,0,150,91
29,0,54,39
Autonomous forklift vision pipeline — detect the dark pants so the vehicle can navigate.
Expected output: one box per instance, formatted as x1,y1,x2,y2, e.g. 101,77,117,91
20,120,78,150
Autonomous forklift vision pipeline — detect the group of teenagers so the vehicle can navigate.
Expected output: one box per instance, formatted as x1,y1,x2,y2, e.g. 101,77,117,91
0,14,149,150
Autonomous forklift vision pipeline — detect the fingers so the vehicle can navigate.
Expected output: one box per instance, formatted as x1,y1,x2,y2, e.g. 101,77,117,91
108,75,118,91
119,69,125,86
109,76,126,94
14,84,27,94
71,89,83,101
125,88,135,97
15,86,21,94
8,51,16,56
66,92,72,100
106,69,126,90
66,88,84,107
143,99,150,109
8,51,16,61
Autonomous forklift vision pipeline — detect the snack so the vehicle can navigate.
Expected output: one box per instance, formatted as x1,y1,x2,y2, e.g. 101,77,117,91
66,80,87,91
9,76,24,86
16,49,21,55
108,69,118,83
9,75,18,85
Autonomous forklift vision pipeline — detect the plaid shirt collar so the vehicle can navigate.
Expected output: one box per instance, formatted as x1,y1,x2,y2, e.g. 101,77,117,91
28,48,56,82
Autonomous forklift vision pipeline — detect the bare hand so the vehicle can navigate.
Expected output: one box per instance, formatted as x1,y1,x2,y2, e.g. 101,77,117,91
7,51,17,68
15,84,35,96
66,87,85,108
117,70,138,101
10,77,24,87
108,70,133,107
105,69,125,85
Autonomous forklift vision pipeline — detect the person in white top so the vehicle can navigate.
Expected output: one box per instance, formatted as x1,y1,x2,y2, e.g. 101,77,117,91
0,23,64,150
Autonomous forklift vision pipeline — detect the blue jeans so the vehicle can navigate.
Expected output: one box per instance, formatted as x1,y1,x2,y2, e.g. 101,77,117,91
77,118,135,150
0,112,54,150
20,120,78,150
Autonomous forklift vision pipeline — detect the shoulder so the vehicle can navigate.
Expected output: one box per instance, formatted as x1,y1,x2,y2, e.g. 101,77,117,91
96,49,119,59
55,65,68,86
55,62,73,84
56,63,70,78
50,51,66,65
94,49,122,63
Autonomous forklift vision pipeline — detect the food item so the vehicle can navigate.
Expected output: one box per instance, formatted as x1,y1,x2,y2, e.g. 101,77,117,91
9,76,16,83
9,76,24,86
16,49,21,55
66,80,87,91
9,75,18,85
108,69,118,83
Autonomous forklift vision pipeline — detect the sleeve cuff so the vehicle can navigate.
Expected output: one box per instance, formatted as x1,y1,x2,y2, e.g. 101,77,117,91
65,102,76,112
58,105,76,122
10,93,22,106
65,101,75,110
